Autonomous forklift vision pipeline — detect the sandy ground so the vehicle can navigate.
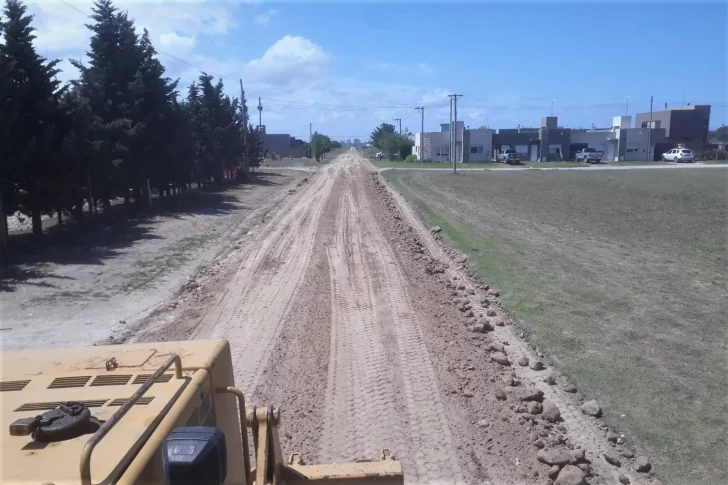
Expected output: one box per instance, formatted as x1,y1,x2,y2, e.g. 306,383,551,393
123,153,665,485
0,170,309,350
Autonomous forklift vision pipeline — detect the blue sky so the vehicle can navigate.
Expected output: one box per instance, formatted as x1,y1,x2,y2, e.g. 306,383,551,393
27,1,727,140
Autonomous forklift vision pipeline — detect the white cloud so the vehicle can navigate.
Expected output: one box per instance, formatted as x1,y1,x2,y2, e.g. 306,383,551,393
159,32,197,55
254,9,279,25
244,35,330,86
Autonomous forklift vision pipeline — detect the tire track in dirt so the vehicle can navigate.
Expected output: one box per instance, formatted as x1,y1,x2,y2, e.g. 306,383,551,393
320,159,464,484
191,167,335,391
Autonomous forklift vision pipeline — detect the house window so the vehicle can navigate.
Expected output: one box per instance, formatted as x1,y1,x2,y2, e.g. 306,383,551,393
470,145,484,154
436,146,449,156
641,122,648,128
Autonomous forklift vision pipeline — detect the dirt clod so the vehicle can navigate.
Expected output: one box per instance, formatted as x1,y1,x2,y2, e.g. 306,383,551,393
495,388,507,401
607,431,619,443
518,356,529,366
430,226,442,233
604,451,621,467
530,359,545,371
537,449,573,466
542,400,561,423
563,384,577,393
514,387,545,402
548,465,561,479
554,465,587,485
487,288,500,296
634,456,651,472
581,400,602,417
527,401,543,415
490,352,509,365
488,342,505,353
486,309,497,317
619,473,630,484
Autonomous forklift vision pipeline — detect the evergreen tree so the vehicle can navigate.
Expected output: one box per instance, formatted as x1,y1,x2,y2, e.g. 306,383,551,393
0,0,65,235
71,0,143,207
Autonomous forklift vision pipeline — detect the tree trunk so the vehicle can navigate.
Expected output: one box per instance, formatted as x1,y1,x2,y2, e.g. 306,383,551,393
0,199,8,254
87,168,96,218
31,208,42,237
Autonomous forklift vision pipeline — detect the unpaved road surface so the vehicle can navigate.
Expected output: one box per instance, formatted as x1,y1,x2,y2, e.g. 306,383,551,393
133,153,662,485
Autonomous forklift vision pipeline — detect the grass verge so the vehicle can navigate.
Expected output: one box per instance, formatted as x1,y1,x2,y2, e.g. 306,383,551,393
386,169,728,484
120,234,216,292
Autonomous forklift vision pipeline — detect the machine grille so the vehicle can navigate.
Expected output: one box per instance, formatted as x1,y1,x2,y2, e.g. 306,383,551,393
108,397,154,406
0,380,30,392
15,399,108,412
48,376,91,389
90,374,133,387
132,373,173,385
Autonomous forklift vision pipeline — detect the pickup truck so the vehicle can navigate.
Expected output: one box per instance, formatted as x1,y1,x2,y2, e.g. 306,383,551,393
496,149,521,164
574,148,604,163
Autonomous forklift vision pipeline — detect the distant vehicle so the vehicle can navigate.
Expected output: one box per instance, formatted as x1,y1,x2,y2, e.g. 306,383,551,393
496,149,521,164
574,148,604,163
661,148,694,162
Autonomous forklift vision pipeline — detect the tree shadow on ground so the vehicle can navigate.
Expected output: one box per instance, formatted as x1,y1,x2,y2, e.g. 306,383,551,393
1,172,284,292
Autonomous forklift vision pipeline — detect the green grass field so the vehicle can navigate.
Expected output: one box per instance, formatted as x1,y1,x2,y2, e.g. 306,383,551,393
374,160,728,170
386,168,728,484
372,160,589,169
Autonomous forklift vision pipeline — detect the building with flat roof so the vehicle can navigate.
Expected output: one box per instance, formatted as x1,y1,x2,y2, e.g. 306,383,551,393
635,105,710,152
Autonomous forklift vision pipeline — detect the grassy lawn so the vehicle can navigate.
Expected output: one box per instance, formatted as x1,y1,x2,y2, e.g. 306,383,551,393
386,169,728,484
373,160,590,169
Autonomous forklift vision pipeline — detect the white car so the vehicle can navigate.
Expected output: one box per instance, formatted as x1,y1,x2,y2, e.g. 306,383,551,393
662,148,694,162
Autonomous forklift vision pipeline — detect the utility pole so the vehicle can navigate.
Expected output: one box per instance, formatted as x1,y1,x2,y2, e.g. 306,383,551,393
257,97,263,131
415,107,424,160
240,79,249,177
449,94,463,172
448,96,453,169
393,118,402,135
309,123,312,158
647,95,653,162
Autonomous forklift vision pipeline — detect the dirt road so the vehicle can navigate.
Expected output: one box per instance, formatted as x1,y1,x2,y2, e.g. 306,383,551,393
136,153,658,485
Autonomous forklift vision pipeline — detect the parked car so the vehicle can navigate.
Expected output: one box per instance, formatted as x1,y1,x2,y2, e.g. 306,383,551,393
661,148,694,162
496,149,521,164
574,148,604,163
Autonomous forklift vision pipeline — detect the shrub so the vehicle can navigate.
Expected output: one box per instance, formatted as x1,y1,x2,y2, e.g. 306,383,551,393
694,149,728,161
405,154,418,163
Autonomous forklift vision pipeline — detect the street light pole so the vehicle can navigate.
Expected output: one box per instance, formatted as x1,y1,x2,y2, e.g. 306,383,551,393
647,95,653,162
415,107,424,160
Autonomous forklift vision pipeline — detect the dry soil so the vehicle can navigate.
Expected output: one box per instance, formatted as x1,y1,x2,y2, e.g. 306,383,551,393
127,153,664,485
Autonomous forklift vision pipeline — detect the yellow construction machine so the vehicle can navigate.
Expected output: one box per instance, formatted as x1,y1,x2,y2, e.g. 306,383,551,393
0,340,403,485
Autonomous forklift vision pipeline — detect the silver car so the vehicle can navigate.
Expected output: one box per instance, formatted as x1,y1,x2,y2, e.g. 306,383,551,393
662,148,694,162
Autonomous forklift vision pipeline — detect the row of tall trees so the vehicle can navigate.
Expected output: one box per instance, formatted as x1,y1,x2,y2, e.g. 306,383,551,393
0,0,262,248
